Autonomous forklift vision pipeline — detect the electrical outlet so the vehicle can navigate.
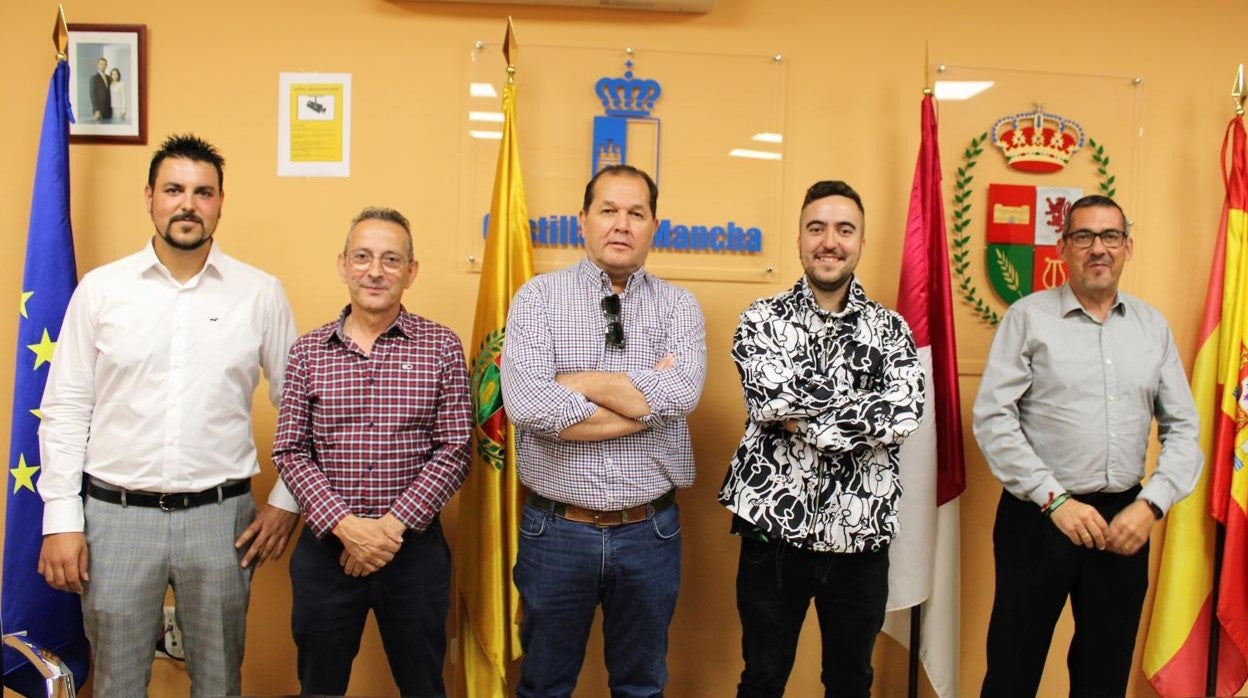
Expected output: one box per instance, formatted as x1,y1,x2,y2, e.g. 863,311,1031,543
155,605,185,661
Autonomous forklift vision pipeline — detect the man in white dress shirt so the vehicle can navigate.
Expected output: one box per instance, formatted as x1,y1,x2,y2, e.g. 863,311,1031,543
36,134,300,697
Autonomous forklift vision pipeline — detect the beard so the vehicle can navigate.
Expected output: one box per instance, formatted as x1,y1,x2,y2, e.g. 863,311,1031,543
805,268,851,295
158,214,211,251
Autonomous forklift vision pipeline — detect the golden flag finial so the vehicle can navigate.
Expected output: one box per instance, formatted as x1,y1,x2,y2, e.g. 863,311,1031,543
503,16,518,84
1233,64,1245,117
53,5,69,62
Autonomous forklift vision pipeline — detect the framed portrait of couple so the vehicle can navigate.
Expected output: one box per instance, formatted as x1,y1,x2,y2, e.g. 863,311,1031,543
67,24,147,144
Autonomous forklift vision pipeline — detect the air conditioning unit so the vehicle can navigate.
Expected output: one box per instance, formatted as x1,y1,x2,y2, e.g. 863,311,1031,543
422,0,714,13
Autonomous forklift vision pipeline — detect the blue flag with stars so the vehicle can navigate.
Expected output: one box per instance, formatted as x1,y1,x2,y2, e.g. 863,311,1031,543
2,59,89,694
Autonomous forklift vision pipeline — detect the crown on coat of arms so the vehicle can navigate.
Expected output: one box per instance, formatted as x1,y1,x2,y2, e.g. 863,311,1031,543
595,60,662,118
991,106,1085,173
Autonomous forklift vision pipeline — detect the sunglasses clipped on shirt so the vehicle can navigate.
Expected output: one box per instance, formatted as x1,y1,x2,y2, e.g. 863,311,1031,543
601,294,625,349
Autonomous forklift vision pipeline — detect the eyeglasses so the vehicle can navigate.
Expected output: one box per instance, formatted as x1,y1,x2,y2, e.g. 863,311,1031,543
1063,229,1128,249
601,294,625,349
346,250,409,272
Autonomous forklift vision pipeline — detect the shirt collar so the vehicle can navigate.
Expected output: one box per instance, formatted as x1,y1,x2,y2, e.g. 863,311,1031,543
577,256,650,295
329,305,414,344
794,275,866,319
136,238,225,283
1058,282,1125,319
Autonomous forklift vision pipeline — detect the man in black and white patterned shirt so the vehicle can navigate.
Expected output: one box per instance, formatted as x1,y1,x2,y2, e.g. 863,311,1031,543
719,179,925,698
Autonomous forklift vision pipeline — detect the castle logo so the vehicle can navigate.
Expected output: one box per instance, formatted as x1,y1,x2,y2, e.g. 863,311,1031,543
592,60,662,178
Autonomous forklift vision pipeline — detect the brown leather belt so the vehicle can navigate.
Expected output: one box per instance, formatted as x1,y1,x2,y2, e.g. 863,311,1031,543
526,490,676,528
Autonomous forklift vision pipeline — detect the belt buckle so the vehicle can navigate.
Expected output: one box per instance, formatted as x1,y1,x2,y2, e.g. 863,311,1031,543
158,493,178,512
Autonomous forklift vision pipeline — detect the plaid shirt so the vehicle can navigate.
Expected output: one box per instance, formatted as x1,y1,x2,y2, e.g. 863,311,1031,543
501,258,707,510
273,307,471,538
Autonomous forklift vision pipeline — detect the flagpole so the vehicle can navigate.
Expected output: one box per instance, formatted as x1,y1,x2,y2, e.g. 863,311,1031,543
903,47,936,698
1203,64,1245,698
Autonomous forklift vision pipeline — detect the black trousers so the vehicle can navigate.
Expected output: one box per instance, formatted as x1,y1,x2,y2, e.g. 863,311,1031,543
735,535,889,698
981,488,1148,698
290,519,450,697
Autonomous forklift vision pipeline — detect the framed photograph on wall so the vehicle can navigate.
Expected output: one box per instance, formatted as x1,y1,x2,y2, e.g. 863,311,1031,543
67,24,147,144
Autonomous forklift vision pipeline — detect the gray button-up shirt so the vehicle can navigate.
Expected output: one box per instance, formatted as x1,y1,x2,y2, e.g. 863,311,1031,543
973,283,1201,513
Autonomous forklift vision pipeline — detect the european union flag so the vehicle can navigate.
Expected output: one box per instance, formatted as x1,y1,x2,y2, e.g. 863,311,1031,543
2,59,89,695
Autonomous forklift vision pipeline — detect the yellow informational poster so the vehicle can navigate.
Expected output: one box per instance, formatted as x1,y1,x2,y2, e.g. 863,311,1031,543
278,72,351,177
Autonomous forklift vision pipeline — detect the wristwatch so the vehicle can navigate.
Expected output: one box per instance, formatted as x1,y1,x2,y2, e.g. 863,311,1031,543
1143,499,1164,520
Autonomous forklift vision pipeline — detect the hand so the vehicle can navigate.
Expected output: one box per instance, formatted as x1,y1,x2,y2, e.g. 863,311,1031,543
654,354,676,371
38,533,89,593
783,419,800,433
338,549,379,577
1049,498,1110,550
332,515,403,572
235,505,299,570
1106,500,1156,556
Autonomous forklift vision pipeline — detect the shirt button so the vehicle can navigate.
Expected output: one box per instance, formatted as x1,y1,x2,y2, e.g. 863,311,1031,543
368,421,375,428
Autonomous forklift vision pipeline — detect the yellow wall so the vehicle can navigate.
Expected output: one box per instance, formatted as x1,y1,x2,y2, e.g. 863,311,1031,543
2,1,1245,696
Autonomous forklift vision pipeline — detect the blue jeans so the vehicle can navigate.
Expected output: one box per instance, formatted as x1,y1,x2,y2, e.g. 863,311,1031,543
514,502,682,698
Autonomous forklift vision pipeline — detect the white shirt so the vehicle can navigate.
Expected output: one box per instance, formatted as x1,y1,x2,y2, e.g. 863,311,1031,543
39,240,299,534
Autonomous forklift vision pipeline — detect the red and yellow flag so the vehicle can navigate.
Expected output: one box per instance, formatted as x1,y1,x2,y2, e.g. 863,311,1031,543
1143,115,1248,696
451,21,534,698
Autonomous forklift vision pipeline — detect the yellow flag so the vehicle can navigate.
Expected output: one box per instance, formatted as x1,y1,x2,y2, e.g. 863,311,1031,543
451,53,535,697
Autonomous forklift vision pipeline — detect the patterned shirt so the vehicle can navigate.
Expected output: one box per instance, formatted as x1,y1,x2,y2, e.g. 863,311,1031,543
718,277,925,553
273,308,471,538
501,258,707,510
973,284,1201,512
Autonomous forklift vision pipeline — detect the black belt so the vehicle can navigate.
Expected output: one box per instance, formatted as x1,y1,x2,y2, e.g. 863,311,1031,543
87,479,250,511
525,490,676,527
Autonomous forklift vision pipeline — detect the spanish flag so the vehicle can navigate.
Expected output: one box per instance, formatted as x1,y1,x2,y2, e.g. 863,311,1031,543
451,20,535,698
1143,115,1248,696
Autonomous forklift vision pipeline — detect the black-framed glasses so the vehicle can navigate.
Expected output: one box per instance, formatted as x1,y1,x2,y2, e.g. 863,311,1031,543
1063,229,1128,249
601,294,625,349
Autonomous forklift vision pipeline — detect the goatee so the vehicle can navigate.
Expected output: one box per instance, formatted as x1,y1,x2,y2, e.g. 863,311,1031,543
159,218,210,251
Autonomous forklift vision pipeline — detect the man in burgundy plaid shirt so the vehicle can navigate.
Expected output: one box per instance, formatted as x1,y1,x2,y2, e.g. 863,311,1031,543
273,206,471,697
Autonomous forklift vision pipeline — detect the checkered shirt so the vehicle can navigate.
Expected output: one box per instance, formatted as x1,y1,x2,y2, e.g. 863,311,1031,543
501,258,707,510
273,308,471,538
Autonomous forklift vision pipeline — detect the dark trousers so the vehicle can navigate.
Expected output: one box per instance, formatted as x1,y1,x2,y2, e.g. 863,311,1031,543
981,488,1149,698
289,519,450,697
735,536,889,698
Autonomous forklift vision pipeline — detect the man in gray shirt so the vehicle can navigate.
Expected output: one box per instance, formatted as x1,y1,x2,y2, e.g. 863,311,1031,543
973,194,1201,697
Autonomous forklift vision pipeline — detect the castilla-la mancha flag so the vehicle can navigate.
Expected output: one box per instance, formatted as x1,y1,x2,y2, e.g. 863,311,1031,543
882,91,966,698
1143,115,1248,696
451,26,535,698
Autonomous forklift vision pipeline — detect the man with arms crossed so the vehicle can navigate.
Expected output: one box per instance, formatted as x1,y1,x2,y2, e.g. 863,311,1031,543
37,134,300,696
719,179,925,698
501,164,706,697
974,195,1201,697
273,207,471,697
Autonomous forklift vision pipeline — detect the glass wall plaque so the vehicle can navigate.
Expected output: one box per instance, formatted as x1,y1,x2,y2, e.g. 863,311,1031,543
460,42,787,283
931,62,1143,337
